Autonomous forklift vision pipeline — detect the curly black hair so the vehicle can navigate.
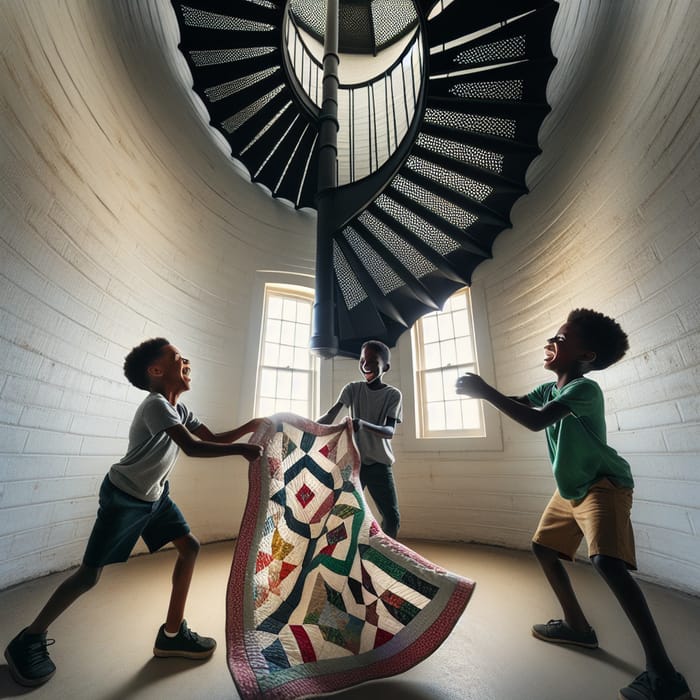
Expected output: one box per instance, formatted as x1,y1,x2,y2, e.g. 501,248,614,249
567,309,628,370
123,337,170,390
361,339,391,367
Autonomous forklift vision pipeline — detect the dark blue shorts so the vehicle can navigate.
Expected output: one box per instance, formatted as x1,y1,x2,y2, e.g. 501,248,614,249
82,475,190,568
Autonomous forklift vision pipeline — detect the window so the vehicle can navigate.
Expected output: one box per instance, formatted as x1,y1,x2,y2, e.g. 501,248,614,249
412,288,484,437
255,285,317,417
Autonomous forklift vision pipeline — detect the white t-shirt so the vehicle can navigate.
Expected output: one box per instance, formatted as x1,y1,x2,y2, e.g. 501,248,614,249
109,392,201,501
338,381,402,465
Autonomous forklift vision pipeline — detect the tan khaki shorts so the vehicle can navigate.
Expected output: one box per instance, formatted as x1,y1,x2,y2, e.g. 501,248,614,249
532,478,637,570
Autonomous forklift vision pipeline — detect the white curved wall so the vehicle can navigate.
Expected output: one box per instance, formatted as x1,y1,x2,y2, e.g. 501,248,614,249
1,0,698,596
0,1,315,588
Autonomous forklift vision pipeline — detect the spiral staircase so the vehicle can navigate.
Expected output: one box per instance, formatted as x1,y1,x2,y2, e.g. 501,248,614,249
170,0,559,357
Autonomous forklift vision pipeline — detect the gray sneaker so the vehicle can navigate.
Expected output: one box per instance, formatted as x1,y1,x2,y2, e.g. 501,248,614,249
532,619,599,648
4,628,56,686
618,670,691,700
153,620,216,659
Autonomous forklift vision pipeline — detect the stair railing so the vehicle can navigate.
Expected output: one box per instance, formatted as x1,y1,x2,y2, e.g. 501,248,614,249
284,11,424,187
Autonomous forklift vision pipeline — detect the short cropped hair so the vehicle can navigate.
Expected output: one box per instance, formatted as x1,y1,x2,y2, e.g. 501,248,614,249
123,337,170,390
567,309,628,370
361,339,391,367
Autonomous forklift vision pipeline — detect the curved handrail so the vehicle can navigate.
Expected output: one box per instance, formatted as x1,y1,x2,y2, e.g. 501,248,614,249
283,9,423,186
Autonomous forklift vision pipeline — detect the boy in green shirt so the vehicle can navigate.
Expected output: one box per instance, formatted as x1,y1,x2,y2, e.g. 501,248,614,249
456,309,690,700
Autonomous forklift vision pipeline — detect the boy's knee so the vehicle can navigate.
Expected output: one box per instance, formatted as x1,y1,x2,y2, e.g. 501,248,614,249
74,565,102,592
176,533,200,559
590,553,626,578
532,541,557,561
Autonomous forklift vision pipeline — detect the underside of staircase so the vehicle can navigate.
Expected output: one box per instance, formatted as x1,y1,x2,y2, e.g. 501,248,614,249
171,0,559,357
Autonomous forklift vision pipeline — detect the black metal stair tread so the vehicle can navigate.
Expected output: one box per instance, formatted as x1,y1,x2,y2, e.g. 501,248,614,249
176,25,279,52
425,95,552,121
409,144,528,194
219,89,292,148
420,121,542,155
342,219,442,310
396,166,512,228
185,50,281,84
242,111,311,180
177,0,282,25
334,237,409,327
427,58,558,104
384,186,497,259
274,129,319,208
365,203,472,286
426,0,554,45
204,71,286,125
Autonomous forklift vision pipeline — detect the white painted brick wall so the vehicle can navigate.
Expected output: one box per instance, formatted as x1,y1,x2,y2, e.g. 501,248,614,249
0,0,315,590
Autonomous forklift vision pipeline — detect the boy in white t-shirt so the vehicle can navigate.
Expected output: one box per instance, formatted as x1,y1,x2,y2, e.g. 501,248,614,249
5,338,265,687
318,340,402,538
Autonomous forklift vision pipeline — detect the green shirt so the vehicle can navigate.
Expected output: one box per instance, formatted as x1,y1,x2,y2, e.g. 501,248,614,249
527,378,633,500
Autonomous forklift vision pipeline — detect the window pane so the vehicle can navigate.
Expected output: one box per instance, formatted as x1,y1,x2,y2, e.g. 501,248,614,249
444,400,463,430
268,296,283,318
294,323,309,348
452,313,468,340
423,342,441,370
424,369,444,402
460,398,481,429
291,371,309,400
278,344,294,368
292,346,310,370
437,312,454,339
422,315,439,344
277,370,292,399
426,402,445,431
282,298,297,321
259,368,277,398
297,303,311,324
266,318,282,343
263,343,279,366
439,339,457,367
449,293,466,311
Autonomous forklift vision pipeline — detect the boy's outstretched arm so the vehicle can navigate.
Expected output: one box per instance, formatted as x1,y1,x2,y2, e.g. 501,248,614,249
317,401,344,425
353,416,396,437
166,423,264,460
193,418,271,444
456,373,570,431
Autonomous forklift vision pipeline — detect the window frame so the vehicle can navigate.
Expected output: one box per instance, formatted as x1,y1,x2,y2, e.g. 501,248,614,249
240,273,323,422
397,282,503,452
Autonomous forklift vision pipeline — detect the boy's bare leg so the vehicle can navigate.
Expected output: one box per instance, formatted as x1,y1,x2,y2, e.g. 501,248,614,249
164,534,200,633
26,565,102,635
591,554,674,676
531,542,591,632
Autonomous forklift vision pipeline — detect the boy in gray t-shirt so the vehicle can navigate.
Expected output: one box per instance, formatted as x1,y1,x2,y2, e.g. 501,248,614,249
318,340,402,538
5,338,265,687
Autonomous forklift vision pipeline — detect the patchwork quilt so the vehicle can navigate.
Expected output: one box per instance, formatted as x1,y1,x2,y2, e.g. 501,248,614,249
226,414,475,699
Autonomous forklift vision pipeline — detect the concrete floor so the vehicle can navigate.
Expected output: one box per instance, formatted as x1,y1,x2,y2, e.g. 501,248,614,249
1,540,698,700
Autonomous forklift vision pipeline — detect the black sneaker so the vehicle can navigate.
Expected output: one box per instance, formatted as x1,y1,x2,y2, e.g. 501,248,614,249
4,627,56,686
153,620,216,659
618,670,691,700
531,619,599,649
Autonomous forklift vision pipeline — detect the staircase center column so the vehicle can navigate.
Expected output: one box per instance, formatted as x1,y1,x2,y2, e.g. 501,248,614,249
310,0,340,358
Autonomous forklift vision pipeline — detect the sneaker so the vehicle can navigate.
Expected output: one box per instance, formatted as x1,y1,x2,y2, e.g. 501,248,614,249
4,627,56,686
531,619,599,649
153,620,216,659
618,671,691,700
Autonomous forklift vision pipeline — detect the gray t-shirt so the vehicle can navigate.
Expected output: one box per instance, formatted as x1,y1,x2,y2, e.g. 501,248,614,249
338,381,402,465
109,392,201,501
